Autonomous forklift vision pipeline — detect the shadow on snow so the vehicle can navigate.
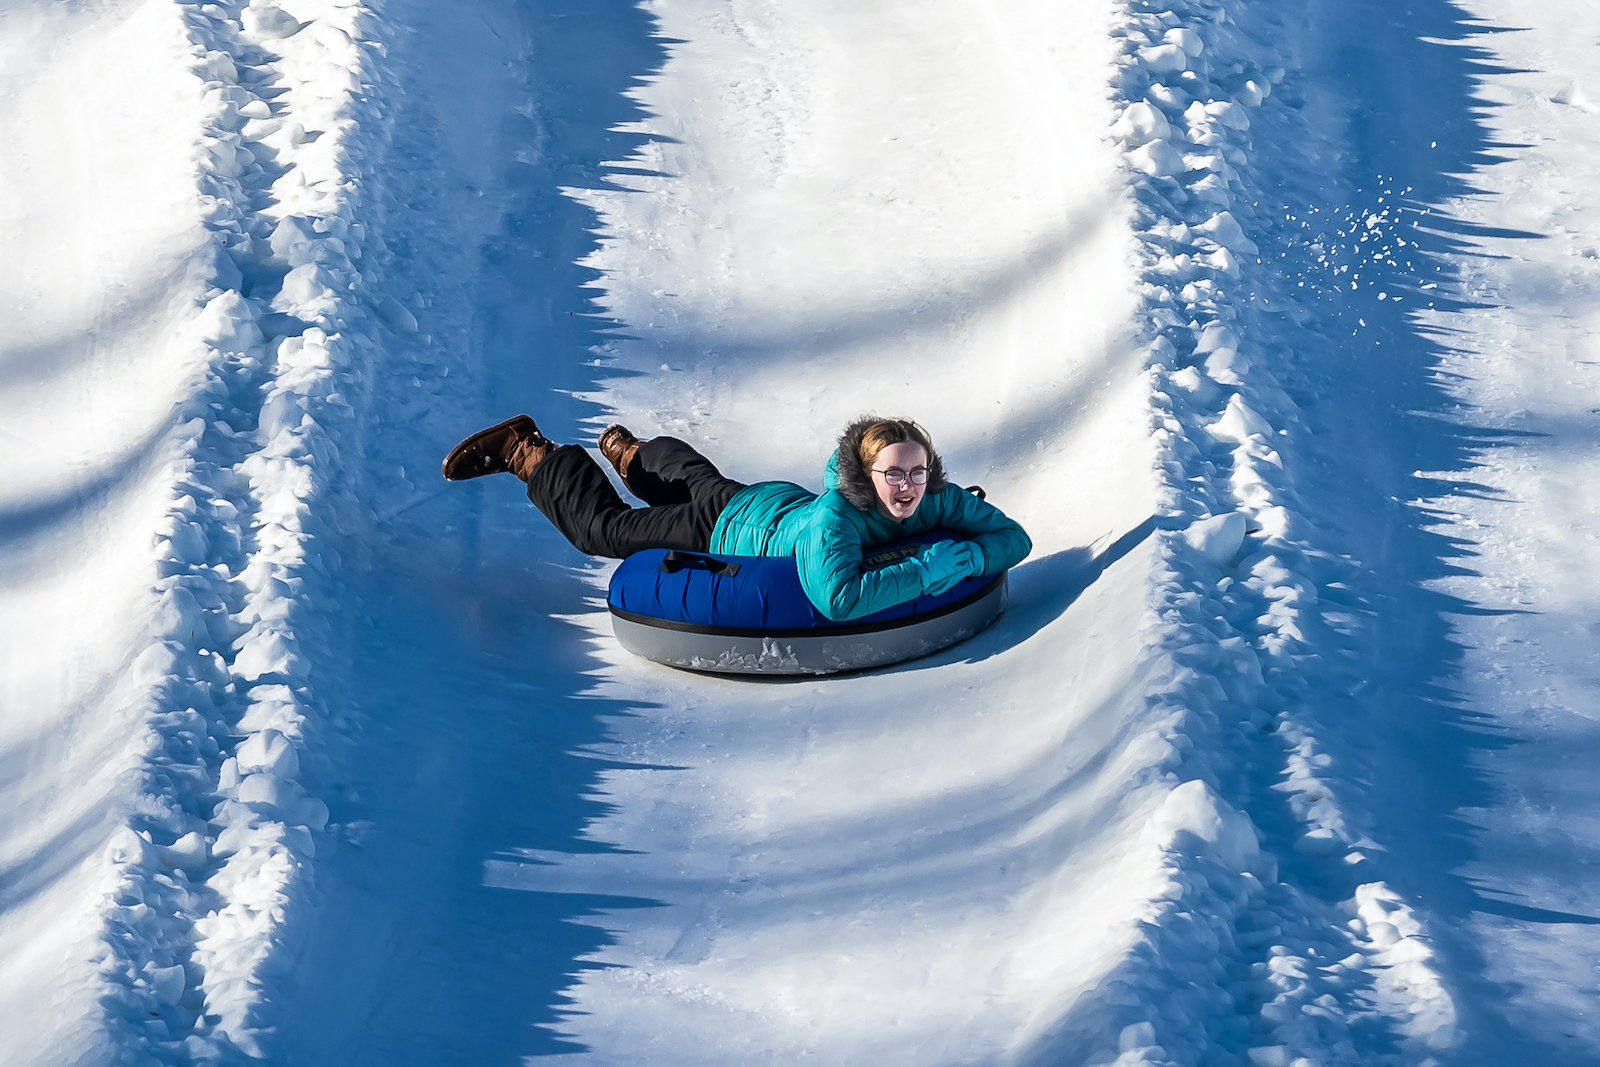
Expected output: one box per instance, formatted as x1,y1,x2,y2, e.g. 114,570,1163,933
277,1,675,1062
1253,0,1595,1061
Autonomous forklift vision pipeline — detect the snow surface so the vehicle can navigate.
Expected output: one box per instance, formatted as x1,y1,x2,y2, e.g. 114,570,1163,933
1,0,1597,1064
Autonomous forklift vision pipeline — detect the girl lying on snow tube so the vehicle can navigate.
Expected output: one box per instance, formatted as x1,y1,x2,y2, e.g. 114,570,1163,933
441,413,1032,670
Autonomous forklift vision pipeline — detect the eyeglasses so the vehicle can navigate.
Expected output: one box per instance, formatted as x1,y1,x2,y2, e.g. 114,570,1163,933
871,466,930,487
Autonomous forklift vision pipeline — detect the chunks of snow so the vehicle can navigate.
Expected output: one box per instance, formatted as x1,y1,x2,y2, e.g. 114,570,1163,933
235,771,288,807
236,684,302,734
158,832,211,872
107,827,161,870
1168,365,1220,404
201,134,250,178
235,728,300,779
1194,210,1259,256
1163,27,1204,57
1209,394,1276,443
1130,139,1185,177
1183,511,1248,566
129,642,183,688
197,49,239,82
242,4,305,41
1352,883,1461,1051
1204,347,1250,385
236,772,330,831
270,215,322,266
1193,321,1239,354
275,262,341,320
142,962,187,1006
194,290,264,355
1206,100,1251,131
259,388,310,441
1113,101,1172,146
1233,78,1270,108
232,628,306,680
1138,43,1188,73
151,584,210,644
1145,779,1266,877
1148,82,1188,111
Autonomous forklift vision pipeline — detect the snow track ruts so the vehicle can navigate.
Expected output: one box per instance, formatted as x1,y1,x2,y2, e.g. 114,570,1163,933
90,1,394,1061
1102,0,1460,1064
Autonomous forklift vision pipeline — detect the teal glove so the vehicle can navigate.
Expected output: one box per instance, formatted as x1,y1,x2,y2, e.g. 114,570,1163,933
918,540,985,597
953,540,986,576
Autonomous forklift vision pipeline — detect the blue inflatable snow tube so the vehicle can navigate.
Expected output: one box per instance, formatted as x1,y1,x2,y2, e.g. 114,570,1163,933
607,529,1007,675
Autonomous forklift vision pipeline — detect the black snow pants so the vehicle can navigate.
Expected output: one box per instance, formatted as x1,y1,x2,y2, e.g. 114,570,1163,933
524,436,747,559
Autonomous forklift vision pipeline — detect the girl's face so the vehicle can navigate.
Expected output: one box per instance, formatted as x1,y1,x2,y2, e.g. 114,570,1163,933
868,441,930,521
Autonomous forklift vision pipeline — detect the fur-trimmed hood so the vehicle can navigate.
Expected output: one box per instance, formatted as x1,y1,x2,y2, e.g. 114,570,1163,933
828,415,948,513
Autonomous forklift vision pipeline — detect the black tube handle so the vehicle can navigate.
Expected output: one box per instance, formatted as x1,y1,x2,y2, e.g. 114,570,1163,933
966,484,986,500
659,551,742,577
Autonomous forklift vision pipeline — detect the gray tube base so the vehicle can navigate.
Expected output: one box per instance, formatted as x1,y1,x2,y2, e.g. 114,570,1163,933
610,575,1008,676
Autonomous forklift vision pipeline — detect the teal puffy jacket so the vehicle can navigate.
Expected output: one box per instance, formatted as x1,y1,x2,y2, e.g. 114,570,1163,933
708,452,1032,621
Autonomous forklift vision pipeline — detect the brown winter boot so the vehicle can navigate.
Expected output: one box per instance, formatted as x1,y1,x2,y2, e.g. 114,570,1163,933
442,415,554,482
597,424,643,490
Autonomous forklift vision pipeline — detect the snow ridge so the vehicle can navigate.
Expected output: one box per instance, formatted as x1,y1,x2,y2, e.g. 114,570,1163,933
89,1,393,1061
1098,0,1460,1064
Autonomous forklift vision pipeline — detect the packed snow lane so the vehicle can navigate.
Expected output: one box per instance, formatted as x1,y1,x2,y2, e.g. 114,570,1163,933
266,0,1224,1062
3,0,397,1059
1119,0,1600,1061
1393,0,1600,1057
0,3,214,1060
531,0,1182,1060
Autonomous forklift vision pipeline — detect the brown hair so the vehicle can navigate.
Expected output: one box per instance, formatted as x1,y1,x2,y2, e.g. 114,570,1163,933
834,415,947,512
857,418,936,471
